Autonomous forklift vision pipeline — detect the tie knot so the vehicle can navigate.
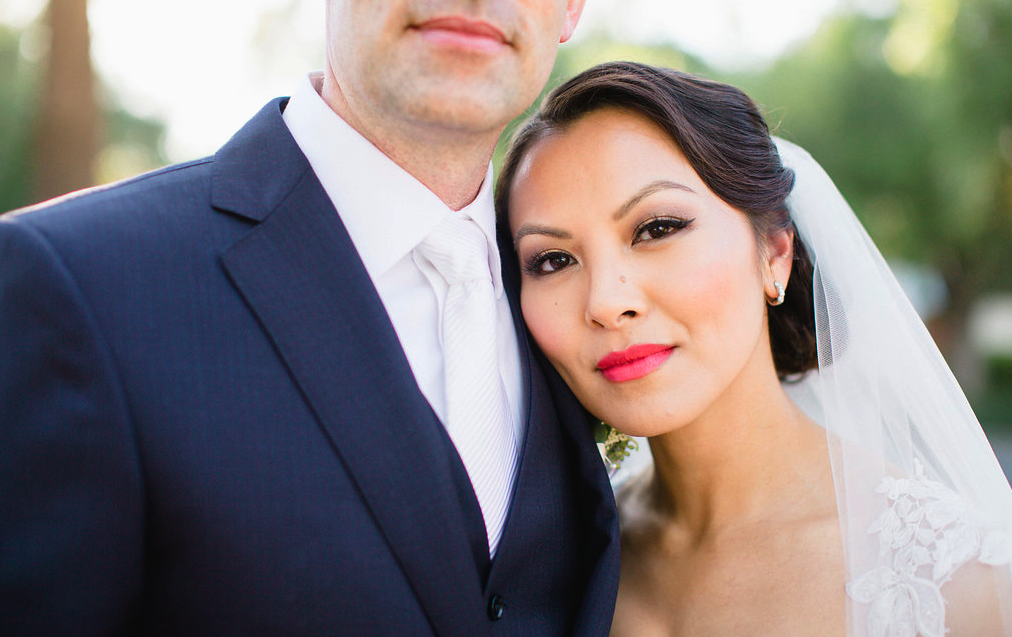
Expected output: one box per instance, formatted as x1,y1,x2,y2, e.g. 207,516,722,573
418,214,490,285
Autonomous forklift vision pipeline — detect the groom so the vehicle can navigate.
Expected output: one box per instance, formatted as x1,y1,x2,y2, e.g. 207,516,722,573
0,1,619,635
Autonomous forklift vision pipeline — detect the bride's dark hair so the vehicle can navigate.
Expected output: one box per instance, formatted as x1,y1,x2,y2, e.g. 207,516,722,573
495,60,817,377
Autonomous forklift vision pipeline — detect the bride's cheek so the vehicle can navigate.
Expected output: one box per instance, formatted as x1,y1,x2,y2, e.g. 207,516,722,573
522,292,572,363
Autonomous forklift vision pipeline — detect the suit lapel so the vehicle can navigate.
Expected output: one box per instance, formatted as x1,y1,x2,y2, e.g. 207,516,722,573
214,101,491,637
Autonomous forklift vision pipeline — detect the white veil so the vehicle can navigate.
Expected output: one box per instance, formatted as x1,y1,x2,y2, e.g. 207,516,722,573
775,138,1012,636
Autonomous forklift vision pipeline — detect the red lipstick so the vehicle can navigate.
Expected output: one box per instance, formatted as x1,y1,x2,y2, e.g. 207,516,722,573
413,16,508,53
597,344,674,383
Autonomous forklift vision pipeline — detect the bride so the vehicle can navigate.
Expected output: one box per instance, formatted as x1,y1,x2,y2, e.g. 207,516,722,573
496,61,1012,636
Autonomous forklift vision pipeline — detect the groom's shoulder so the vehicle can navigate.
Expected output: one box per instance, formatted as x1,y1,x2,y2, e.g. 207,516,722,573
2,96,296,239
0,155,242,282
2,156,217,240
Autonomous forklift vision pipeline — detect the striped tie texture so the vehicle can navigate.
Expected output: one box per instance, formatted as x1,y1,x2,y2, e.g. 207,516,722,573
417,214,519,556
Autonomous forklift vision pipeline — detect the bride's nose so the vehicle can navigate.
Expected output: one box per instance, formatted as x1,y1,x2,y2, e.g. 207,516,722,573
584,269,648,329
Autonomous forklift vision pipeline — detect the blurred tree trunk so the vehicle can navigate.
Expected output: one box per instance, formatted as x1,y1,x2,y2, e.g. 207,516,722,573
32,0,98,202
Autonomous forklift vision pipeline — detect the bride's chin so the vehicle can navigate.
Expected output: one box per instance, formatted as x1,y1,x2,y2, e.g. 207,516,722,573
602,416,690,439
588,397,700,438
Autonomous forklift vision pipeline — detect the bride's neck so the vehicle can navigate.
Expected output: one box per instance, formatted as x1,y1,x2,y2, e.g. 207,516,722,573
644,363,825,540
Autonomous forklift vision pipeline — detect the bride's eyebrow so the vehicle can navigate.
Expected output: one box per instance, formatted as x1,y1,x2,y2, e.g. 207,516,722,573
512,180,695,245
613,180,695,221
513,223,571,246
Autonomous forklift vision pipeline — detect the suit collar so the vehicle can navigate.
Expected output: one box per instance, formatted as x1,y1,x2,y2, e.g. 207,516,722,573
215,102,492,637
210,98,303,223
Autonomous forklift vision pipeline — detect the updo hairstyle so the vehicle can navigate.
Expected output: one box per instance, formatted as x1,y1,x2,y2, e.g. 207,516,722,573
495,61,817,377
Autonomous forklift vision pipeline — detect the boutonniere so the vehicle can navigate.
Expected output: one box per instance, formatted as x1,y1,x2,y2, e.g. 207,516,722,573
593,421,638,475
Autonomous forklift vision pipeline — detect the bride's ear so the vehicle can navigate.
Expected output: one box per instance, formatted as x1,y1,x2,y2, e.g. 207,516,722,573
763,225,795,299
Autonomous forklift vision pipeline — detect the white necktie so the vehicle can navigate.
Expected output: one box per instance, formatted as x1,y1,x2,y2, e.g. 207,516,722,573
416,213,519,556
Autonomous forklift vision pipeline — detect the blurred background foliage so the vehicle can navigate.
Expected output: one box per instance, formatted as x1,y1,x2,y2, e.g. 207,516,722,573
1,0,1010,430
0,0,166,212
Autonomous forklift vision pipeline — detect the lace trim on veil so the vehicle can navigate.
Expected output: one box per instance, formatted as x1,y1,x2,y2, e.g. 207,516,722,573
845,460,1012,637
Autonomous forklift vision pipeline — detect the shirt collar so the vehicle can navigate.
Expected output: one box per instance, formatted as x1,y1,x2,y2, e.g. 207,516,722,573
282,72,504,297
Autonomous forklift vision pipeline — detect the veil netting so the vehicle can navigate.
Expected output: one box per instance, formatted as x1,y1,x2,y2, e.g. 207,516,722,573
775,138,1012,637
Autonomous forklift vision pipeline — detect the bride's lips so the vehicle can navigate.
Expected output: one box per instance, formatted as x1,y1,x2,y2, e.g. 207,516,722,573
412,16,509,53
597,344,675,383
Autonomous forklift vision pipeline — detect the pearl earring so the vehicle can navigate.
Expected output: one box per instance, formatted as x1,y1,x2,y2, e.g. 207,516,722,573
768,281,785,306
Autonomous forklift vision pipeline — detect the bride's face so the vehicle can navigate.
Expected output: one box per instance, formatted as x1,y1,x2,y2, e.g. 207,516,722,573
508,108,782,436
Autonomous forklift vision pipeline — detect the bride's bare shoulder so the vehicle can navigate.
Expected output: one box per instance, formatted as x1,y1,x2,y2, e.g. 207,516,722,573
614,466,665,545
943,559,1010,636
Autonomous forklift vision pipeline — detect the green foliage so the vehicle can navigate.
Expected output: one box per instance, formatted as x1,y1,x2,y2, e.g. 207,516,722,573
978,356,1012,431
742,0,1012,300
493,37,706,174
0,23,40,212
594,422,639,473
0,19,168,213
96,98,170,185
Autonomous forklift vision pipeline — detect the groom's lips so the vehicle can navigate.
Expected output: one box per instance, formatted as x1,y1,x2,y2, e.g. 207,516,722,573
412,16,510,53
597,344,675,383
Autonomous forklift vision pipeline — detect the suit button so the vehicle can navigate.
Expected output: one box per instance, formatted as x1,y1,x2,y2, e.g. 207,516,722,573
487,594,506,621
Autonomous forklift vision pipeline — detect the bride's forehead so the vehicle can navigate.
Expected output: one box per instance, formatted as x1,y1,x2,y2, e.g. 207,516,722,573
518,120,699,197
551,108,687,156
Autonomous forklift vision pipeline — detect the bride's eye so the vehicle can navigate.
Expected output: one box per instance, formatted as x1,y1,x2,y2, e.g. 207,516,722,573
524,250,576,276
632,217,693,244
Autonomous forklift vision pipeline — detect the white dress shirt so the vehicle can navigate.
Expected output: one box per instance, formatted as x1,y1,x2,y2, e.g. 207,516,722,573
282,72,525,506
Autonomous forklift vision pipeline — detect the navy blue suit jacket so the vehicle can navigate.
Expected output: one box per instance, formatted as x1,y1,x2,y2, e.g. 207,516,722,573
0,99,619,636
